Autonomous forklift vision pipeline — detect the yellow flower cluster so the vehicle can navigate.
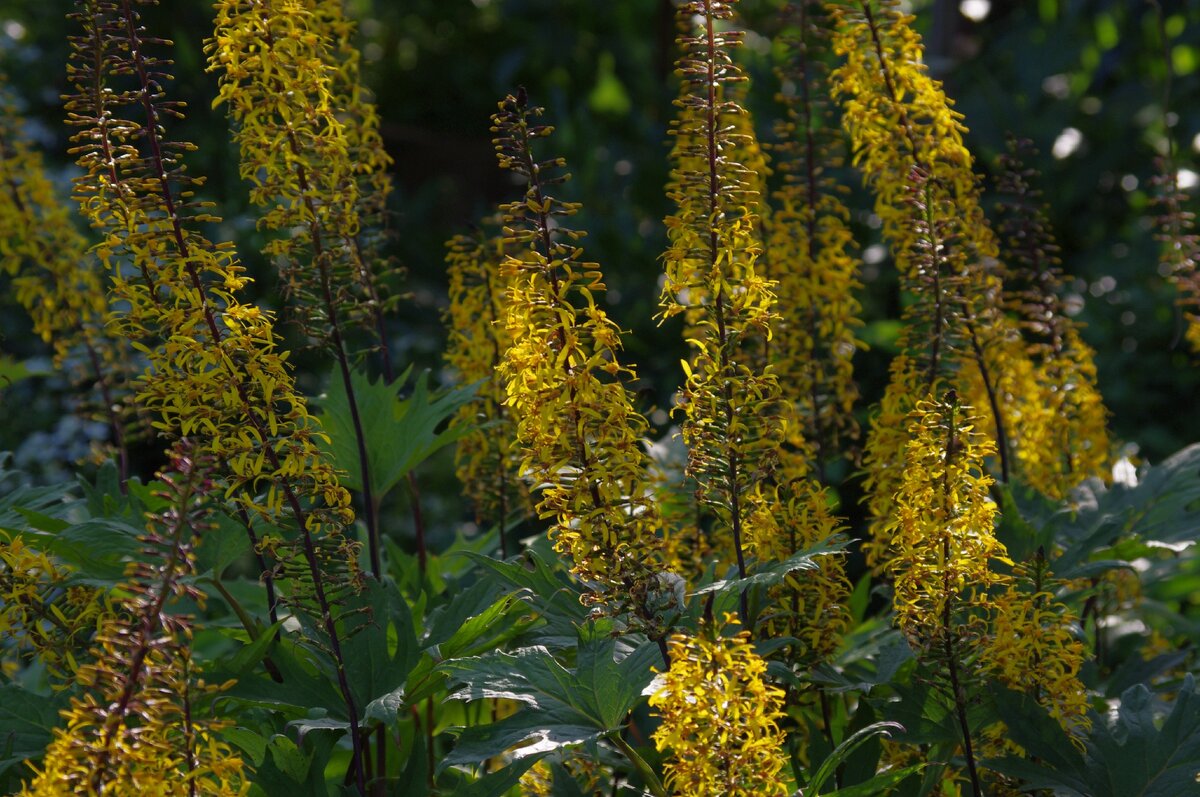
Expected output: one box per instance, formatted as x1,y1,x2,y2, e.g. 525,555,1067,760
985,568,1090,734
884,396,1009,651
828,1,1088,560
662,0,783,583
992,138,1109,498
649,616,789,797
64,0,358,582
21,453,246,796
745,477,850,663
0,538,109,685
491,92,662,600
444,229,530,551
518,753,604,797
208,0,397,350
1153,157,1200,353
886,397,1089,742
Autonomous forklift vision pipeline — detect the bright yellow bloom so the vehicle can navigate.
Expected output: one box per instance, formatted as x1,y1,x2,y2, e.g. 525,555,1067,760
650,615,790,797
829,1,1058,559
0,538,110,686
443,228,531,550
207,0,398,350
0,85,138,472
991,138,1109,498
492,93,663,605
65,0,359,601
745,477,850,663
884,396,1010,651
662,1,784,584
768,5,863,469
984,564,1090,735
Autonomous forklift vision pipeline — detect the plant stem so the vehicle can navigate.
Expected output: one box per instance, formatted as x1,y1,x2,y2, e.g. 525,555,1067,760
611,733,668,797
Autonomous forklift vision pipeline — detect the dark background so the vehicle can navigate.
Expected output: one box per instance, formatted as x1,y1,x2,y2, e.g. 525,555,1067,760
2,0,1198,505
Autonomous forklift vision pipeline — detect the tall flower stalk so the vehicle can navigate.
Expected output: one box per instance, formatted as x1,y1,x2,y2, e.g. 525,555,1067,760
20,446,247,796
828,0,1046,565
993,138,1109,497
661,0,782,621
769,0,863,480
492,90,665,629
64,1,366,788
885,394,1009,797
208,0,401,579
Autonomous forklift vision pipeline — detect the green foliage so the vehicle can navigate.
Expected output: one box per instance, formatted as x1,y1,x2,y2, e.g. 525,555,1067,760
2,1,1200,796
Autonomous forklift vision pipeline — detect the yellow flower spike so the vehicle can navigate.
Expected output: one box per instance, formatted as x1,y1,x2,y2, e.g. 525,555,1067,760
650,615,790,797
984,560,1090,737
65,2,369,787
207,0,398,355
663,1,788,609
884,394,1010,654
828,2,1047,565
21,450,247,797
491,91,664,615
0,538,111,687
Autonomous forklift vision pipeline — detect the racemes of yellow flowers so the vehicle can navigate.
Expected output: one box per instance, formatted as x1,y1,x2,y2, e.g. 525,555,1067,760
650,615,789,797
491,91,664,608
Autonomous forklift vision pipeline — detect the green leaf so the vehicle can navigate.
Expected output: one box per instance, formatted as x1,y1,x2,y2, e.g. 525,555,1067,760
438,623,657,768
0,686,68,780
12,517,144,582
807,721,905,795
691,537,848,598
443,754,544,797
824,765,924,797
342,579,419,719
987,676,1200,796
195,510,252,577
316,366,476,498
0,356,47,389
224,620,286,675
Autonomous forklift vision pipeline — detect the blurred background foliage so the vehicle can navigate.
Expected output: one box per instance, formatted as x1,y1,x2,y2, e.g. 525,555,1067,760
1,0,1199,505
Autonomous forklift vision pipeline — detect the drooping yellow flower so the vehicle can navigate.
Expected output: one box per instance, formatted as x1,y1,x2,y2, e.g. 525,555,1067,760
491,91,663,608
207,0,398,352
21,450,247,797
662,0,783,589
828,1,1052,562
992,138,1109,498
984,562,1090,735
0,537,110,686
443,227,531,555
649,615,790,797
884,395,1010,651
64,2,368,785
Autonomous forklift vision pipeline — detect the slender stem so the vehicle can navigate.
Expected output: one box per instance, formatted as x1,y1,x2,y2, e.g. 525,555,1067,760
965,321,1011,482
408,472,427,578
205,575,283,683
117,3,366,789
611,733,668,797
795,1,831,484
701,4,749,626
254,16,383,580
237,506,280,629
938,400,982,797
